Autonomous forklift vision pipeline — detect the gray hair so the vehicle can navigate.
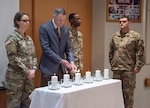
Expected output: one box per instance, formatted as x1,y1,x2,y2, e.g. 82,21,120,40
54,8,66,16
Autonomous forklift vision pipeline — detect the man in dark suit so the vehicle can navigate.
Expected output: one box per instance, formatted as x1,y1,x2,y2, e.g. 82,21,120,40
39,8,77,87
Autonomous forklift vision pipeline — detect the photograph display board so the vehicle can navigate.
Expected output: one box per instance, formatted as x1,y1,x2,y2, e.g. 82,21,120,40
106,0,142,22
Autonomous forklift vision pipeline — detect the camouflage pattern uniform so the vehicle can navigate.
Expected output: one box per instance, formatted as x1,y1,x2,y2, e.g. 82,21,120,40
69,27,83,72
2,30,37,108
109,30,145,108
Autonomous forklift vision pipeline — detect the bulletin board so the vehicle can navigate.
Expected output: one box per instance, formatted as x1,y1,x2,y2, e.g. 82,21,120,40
106,0,142,22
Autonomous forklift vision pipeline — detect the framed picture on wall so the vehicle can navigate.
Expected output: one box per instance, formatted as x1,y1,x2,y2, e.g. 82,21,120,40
106,0,142,22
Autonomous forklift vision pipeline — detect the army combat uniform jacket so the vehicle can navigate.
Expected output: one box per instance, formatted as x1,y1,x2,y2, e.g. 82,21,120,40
3,30,37,90
69,27,83,71
109,30,145,71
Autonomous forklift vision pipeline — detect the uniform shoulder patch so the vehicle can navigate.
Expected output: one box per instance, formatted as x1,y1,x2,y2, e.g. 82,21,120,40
5,40,11,46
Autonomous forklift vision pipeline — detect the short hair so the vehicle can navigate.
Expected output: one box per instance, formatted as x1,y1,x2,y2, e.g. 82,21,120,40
54,8,66,16
68,13,76,23
120,15,130,21
14,12,29,28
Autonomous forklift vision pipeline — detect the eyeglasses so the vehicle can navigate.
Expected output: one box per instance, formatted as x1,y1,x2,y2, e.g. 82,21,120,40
119,20,127,23
20,19,30,23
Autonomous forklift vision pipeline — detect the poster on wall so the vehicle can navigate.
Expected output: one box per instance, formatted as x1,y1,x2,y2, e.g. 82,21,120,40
106,0,142,22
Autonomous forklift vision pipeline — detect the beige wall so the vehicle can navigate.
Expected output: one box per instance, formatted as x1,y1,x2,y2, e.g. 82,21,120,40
92,0,150,108
146,0,150,64
92,0,105,71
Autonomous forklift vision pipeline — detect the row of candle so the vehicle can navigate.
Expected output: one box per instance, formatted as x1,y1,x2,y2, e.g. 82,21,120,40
50,69,110,89
85,69,109,80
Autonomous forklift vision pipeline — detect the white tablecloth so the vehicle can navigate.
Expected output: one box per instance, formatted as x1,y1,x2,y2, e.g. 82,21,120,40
29,79,124,108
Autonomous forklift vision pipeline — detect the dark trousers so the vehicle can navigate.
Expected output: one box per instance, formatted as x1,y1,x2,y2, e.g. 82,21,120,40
40,67,63,87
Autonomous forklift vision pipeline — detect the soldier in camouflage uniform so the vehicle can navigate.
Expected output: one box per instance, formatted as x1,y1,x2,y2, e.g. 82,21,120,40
68,13,83,75
109,15,145,108
2,12,37,108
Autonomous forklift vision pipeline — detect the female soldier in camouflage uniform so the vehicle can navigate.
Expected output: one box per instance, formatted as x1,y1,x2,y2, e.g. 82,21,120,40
3,12,37,108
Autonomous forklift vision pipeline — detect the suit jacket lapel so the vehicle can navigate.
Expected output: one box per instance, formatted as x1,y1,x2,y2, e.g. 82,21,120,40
49,21,60,45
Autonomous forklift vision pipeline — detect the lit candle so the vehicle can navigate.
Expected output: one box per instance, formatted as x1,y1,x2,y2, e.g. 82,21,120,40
86,71,91,81
104,69,109,79
51,74,58,89
75,72,81,84
95,69,101,80
63,74,70,86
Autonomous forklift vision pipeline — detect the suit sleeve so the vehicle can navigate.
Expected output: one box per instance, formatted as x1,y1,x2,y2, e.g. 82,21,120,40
39,25,62,64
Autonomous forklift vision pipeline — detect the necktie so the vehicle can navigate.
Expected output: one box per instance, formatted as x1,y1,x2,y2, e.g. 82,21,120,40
55,28,60,41
56,28,60,36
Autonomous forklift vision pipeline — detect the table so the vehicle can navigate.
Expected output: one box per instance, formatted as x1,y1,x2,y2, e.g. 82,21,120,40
29,79,124,108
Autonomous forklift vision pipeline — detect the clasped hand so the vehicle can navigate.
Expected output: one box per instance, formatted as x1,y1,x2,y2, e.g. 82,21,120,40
27,70,35,80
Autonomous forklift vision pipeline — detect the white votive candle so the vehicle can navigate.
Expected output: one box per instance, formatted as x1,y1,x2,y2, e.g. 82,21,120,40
51,75,58,89
95,69,101,79
75,72,81,84
63,74,70,86
104,69,109,79
86,71,91,81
